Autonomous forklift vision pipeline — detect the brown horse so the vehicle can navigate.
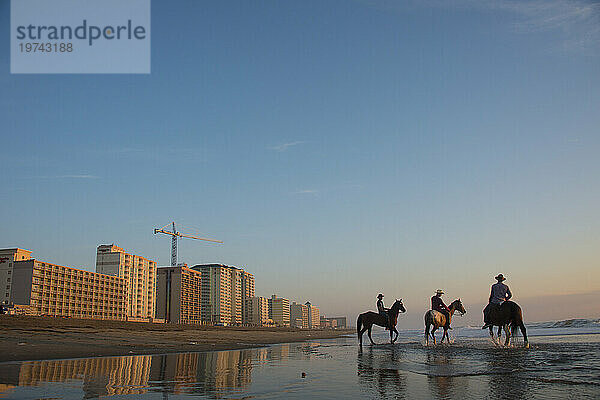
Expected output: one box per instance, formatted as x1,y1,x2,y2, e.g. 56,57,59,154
485,300,528,348
357,299,406,346
424,299,466,345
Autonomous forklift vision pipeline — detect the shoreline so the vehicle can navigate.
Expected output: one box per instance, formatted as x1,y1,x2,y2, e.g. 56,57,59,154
0,315,354,362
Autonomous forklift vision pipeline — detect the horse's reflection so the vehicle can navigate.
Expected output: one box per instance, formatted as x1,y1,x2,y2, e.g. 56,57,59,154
484,347,531,399
426,351,456,399
357,346,406,399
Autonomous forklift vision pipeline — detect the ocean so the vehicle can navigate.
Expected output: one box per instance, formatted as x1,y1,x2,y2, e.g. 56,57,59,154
0,318,598,399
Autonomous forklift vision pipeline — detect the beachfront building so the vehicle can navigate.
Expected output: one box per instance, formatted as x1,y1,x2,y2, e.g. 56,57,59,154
0,248,32,306
95,244,157,321
305,301,320,328
290,302,309,328
244,296,269,326
10,258,126,320
330,316,347,329
155,265,202,324
192,264,255,325
268,294,290,327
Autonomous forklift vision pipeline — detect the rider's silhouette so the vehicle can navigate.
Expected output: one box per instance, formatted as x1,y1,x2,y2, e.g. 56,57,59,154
377,293,389,330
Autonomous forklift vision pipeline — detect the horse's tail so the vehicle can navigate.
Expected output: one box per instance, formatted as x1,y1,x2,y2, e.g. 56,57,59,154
357,314,362,339
508,301,522,331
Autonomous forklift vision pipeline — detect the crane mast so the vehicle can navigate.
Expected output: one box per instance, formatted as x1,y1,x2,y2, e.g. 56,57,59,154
154,221,223,266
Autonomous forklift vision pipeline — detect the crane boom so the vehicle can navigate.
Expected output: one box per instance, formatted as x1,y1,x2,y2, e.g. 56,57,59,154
153,221,222,266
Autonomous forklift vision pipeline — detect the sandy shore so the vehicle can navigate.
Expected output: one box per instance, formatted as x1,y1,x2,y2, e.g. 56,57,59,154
0,316,353,362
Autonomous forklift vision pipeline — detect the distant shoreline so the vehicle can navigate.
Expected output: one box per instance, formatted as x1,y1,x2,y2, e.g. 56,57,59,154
0,316,354,362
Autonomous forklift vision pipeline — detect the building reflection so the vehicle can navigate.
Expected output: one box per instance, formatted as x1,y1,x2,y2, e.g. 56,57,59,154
356,346,406,399
17,355,153,397
0,349,256,399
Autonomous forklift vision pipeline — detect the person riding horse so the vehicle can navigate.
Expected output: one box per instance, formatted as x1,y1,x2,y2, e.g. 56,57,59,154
431,289,452,330
482,273,512,329
377,294,390,329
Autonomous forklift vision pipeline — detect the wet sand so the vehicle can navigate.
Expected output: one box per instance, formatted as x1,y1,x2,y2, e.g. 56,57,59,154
0,315,353,362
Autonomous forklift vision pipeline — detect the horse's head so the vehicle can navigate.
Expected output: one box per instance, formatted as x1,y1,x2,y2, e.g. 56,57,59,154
393,299,406,313
452,299,466,316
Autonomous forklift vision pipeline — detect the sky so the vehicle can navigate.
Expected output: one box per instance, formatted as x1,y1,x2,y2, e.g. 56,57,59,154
1,0,599,328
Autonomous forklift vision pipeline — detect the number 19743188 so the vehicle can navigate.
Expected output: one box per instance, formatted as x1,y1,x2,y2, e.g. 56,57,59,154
19,43,73,53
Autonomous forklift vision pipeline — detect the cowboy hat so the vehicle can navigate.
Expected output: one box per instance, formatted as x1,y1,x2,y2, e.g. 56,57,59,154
435,289,444,295
377,293,384,298
495,274,506,281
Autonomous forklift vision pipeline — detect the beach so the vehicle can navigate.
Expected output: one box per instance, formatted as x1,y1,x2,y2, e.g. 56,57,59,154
0,319,599,399
0,316,353,362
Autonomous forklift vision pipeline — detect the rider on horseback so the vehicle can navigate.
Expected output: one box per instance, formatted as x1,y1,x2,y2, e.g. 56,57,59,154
431,289,452,330
482,274,512,329
377,293,390,330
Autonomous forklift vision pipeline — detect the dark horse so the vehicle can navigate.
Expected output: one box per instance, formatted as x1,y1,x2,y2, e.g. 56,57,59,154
357,299,406,346
485,300,528,347
424,299,466,345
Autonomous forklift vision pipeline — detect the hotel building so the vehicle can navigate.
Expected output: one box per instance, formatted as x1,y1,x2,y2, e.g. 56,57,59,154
244,296,269,326
305,301,320,328
96,244,157,321
0,248,32,306
191,264,255,325
268,294,290,327
155,265,202,324
10,259,126,320
290,302,309,329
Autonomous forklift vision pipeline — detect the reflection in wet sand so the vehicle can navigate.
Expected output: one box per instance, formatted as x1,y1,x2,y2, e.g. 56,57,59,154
357,346,406,399
0,333,598,399
484,348,531,399
18,355,152,396
0,349,258,399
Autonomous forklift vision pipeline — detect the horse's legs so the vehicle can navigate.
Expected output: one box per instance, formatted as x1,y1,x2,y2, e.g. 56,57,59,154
392,327,398,344
503,325,511,346
425,324,430,345
519,322,529,348
488,326,495,343
497,326,502,338
368,326,375,345
431,327,437,345
442,328,448,343
359,326,367,346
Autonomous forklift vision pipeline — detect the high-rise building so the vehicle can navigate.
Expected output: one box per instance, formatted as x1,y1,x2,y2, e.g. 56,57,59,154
155,265,202,324
268,295,290,327
305,301,320,328
244,296,269,326
10,259,126,320
0,248,33,306
290,302,309,328
96,245,157,321
191,264,255,325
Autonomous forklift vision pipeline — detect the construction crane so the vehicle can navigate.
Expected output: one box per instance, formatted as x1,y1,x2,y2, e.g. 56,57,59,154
153,222,223,266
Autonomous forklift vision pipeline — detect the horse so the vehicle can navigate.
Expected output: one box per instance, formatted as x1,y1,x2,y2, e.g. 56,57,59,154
357,299,406,346
485,300,528,348
424,299,466,345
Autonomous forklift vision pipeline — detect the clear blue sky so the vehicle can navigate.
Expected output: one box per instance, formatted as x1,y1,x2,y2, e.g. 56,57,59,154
1,0,599,327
